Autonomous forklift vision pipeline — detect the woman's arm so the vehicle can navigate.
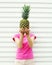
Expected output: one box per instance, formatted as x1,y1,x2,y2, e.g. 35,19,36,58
15,34,23,48
15,28,24,48
27,35,34,48
25,28,35,48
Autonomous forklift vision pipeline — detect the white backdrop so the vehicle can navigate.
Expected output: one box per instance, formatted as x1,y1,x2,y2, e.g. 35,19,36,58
0,0,52,65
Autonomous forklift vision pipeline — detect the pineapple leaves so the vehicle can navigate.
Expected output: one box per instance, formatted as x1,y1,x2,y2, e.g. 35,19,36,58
22,5,30,19
23,5,30,12
20,5,30,29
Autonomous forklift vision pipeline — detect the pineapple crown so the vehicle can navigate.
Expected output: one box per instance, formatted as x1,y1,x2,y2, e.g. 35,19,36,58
22,5,30,19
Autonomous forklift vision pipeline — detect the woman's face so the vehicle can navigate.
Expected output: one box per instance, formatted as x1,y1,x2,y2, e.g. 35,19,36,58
20,27,29,33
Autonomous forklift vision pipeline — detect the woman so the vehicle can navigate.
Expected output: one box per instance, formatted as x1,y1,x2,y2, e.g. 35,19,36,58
12,5,36,65
12,28,36,65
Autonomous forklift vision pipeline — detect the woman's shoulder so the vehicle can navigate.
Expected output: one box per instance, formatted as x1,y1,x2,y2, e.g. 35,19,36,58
12,33,20,41
30,32,36,39
14,33,20,36
30,32,35,36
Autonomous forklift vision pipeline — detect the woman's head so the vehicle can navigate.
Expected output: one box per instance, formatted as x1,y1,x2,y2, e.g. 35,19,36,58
19,27,30,34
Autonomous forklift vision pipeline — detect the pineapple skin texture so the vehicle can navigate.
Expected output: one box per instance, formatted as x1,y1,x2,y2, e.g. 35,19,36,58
20,19,29,29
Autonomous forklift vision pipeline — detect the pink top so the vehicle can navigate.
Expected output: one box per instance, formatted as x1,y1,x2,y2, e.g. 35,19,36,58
12,32,36,60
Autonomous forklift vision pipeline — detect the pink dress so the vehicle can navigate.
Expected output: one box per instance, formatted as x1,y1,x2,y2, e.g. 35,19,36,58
12,32,36,60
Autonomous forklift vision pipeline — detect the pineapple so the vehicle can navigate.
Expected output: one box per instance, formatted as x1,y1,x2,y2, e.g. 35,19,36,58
19,5,30,29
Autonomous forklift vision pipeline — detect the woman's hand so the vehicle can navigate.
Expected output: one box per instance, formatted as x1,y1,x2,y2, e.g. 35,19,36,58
19,28,25,35
25,28,30,36
19,28,30,36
